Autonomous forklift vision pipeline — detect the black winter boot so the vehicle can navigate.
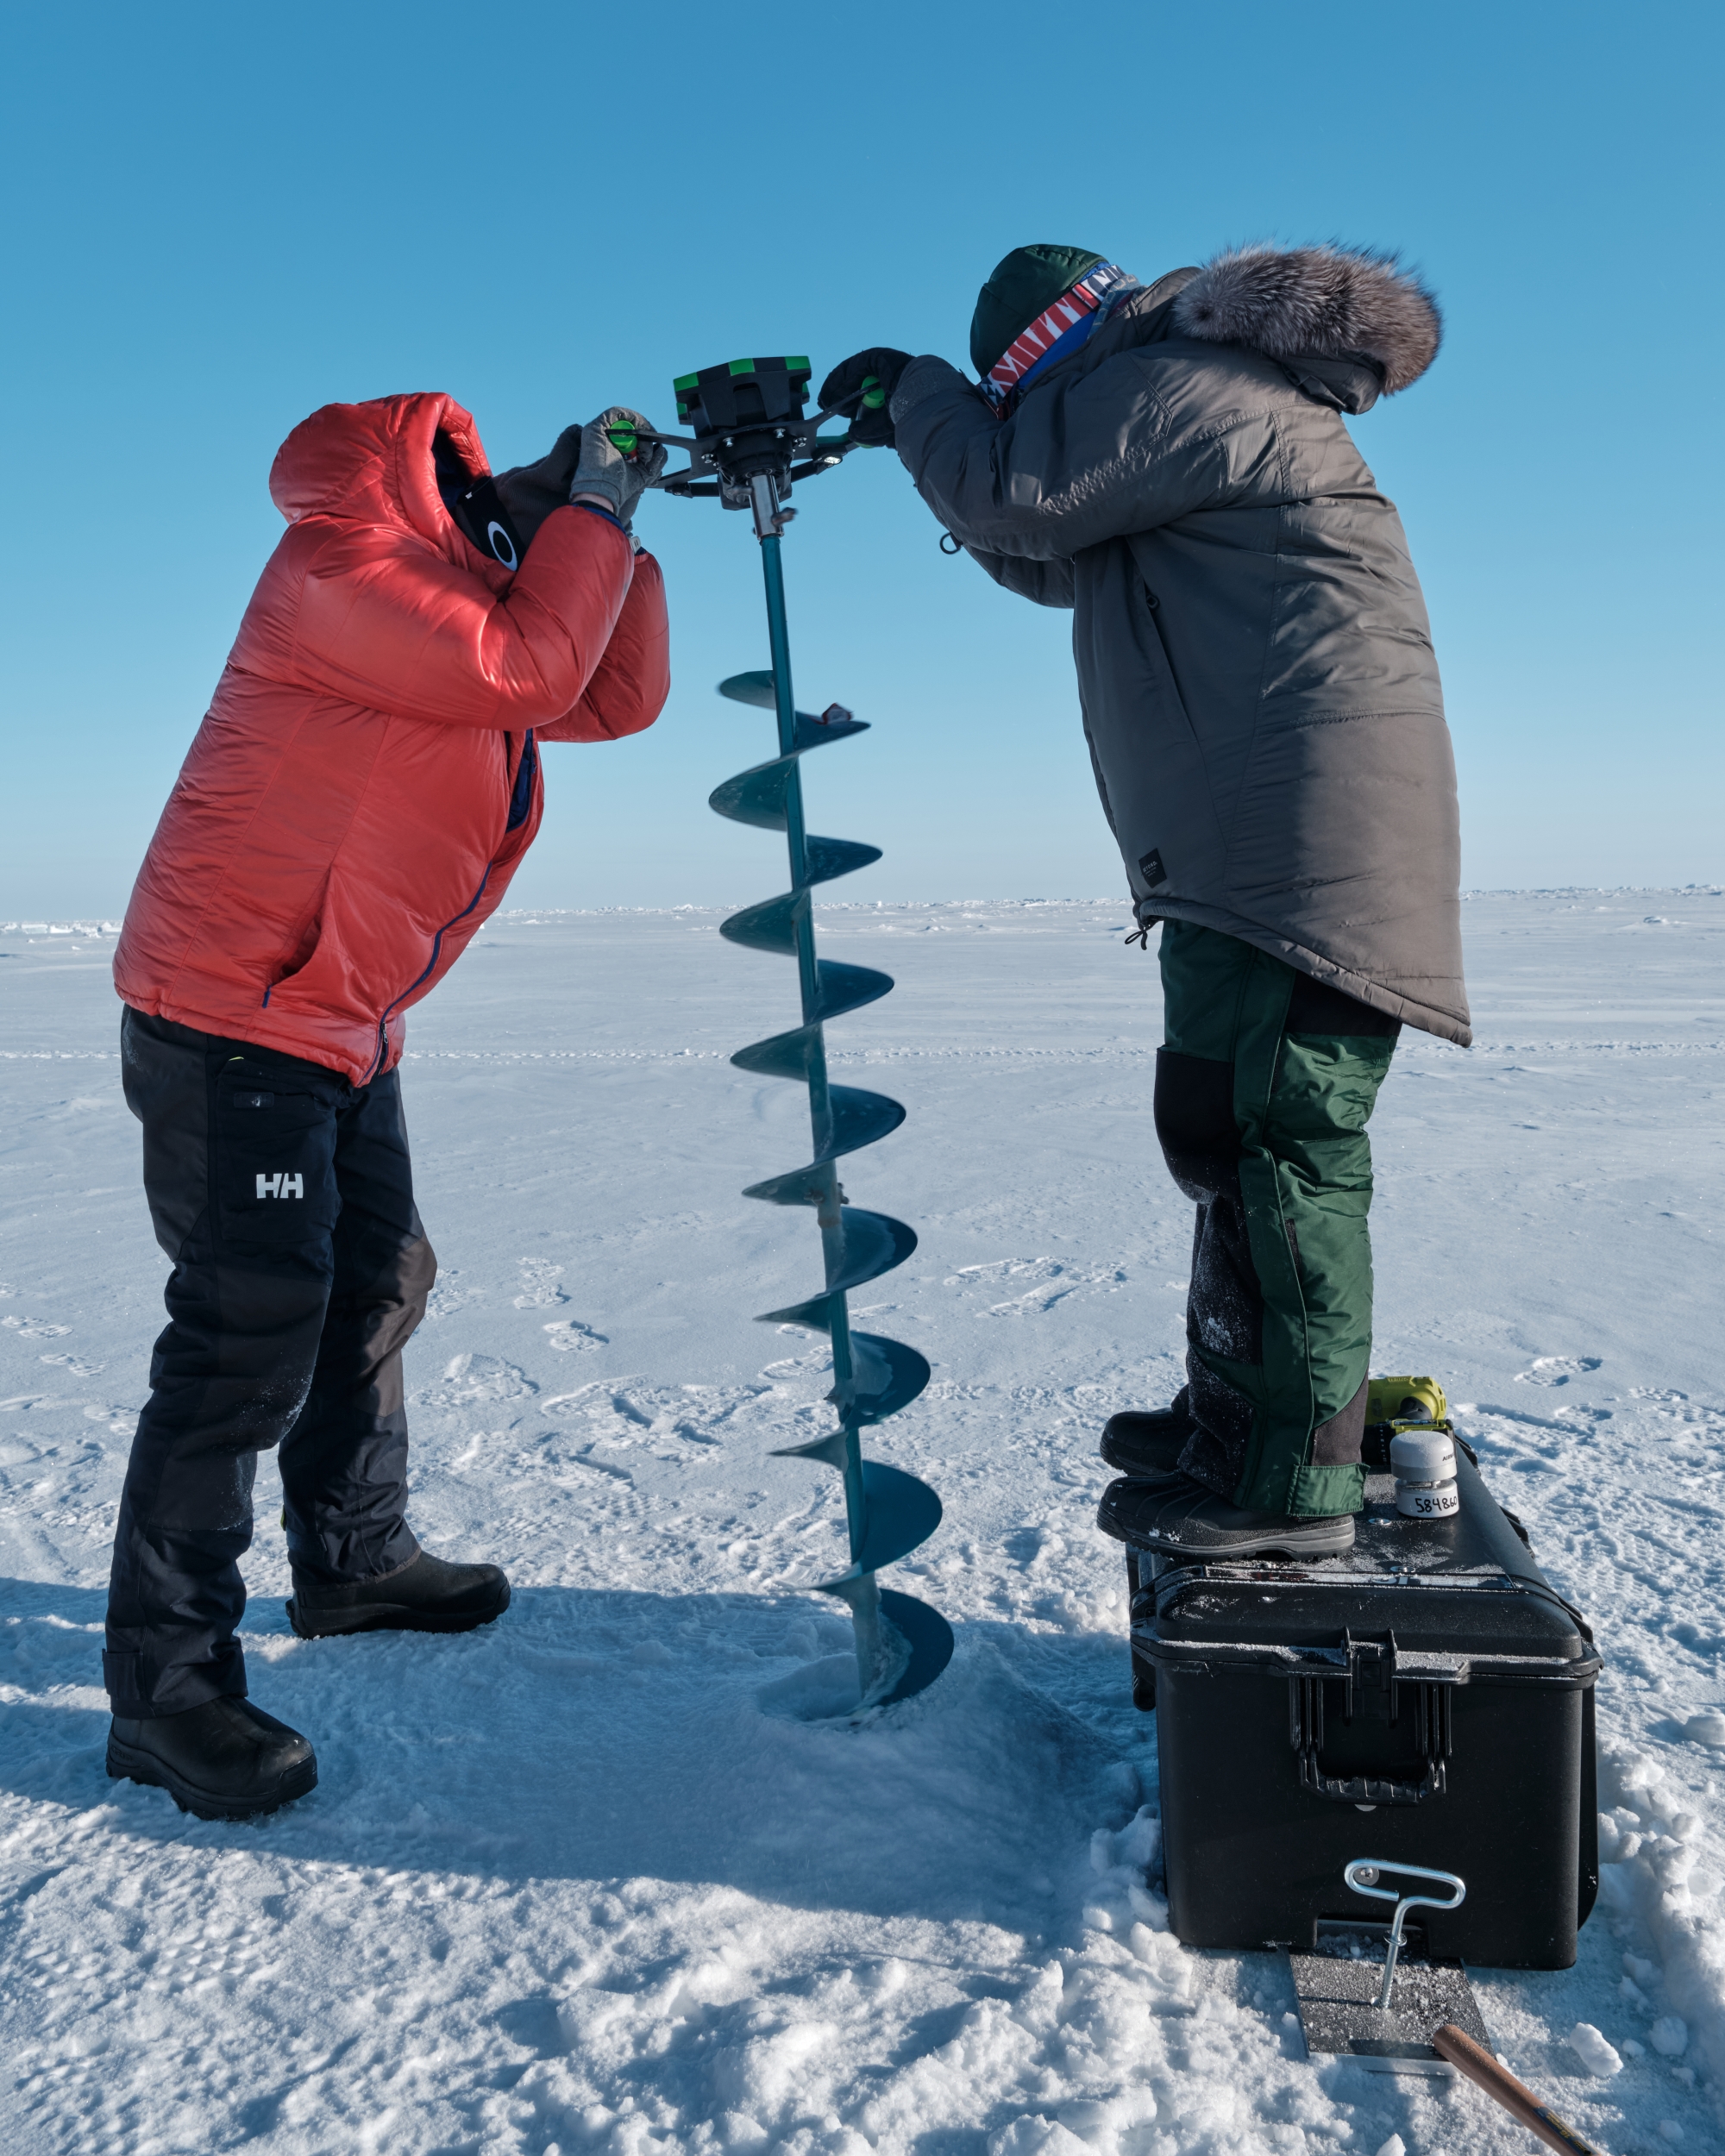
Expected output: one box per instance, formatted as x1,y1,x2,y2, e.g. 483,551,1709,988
1097,1471,1356,1559
107,1696,317,1820
287,1550,511,1639
1100,1387,1195,1476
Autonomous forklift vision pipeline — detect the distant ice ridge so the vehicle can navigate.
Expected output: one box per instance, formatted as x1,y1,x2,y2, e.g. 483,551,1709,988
0,920,121,935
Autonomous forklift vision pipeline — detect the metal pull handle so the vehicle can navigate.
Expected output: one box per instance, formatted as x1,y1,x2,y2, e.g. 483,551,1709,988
1346,1858,1467,2009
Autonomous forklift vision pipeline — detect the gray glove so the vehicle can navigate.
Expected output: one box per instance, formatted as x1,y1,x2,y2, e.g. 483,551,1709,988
569,408,666,523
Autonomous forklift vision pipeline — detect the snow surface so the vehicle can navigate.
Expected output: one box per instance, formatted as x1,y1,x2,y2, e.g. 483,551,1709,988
3,890,1724,2156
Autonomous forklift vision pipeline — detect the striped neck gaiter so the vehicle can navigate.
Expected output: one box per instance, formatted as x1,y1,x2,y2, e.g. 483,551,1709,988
982,260,1131,415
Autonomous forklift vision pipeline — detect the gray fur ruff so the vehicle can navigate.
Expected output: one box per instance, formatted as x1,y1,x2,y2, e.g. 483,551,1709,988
1172,244,1441,394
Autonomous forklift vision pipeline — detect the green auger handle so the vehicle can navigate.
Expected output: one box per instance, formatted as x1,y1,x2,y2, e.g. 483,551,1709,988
860,375,886,411
605,423,640,455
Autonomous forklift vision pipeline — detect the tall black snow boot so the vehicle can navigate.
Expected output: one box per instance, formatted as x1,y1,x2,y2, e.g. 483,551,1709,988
107,1697,317,1821
1100,1387,1195,1477
287,1550,511,1639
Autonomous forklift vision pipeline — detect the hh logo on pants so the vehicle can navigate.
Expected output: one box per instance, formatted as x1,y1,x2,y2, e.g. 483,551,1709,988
256,1173,304,1199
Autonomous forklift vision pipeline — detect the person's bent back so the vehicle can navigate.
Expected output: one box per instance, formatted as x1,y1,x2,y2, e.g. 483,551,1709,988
116,392,666,1075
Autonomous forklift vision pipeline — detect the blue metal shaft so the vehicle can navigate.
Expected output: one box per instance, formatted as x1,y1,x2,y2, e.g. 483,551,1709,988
759,533,870,1617
712,490,951,1711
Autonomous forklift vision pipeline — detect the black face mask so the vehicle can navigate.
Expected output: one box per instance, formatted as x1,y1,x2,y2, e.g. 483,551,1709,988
433,429,527,571
448,473,527,571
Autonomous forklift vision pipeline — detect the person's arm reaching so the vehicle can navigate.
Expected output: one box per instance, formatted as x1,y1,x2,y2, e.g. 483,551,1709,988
888,353,1237,562
272,409,669,734
963,547,1076,608
281,506,636,731
538,549,669,743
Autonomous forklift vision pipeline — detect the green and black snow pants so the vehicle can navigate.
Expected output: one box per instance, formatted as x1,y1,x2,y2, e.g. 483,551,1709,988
1155,923,1400,1519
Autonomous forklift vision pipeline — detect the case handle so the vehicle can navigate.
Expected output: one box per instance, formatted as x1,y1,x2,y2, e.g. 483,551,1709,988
1299,1754,1446,1807
1289,1672,1452,1807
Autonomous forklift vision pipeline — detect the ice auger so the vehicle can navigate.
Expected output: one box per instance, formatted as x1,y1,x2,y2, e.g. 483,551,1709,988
642,358,951,1708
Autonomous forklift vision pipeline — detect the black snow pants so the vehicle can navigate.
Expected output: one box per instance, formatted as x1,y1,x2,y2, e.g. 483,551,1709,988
104,1009,436,1717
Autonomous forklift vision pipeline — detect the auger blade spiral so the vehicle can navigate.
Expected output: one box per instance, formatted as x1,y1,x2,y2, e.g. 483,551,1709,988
843,1331,933,1423
875,1591,956,1703
681,353,948,1712
812,960,894,1023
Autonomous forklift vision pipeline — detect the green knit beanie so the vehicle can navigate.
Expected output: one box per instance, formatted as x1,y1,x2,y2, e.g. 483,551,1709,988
969,244,1107,376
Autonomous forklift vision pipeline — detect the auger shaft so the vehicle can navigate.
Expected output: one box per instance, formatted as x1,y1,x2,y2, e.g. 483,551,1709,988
754,496,882,1691
681,355,950,1711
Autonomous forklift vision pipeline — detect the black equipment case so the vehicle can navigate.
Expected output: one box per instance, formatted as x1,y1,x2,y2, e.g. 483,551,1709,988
1127,1445,1601,1967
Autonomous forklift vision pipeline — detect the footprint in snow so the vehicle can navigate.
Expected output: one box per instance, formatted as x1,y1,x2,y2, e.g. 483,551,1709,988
543,1319,607,1353
436,1352,537,1401
2,1315,72,1338
40,1352,105,1377
514,1258,569,1309
423,1268,484,1322
1515,1357,1603,1387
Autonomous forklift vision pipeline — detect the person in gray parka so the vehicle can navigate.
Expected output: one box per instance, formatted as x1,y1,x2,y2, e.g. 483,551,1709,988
821,240,1468,1560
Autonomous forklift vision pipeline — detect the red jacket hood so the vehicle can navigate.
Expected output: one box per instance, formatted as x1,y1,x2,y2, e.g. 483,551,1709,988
268,392,490,546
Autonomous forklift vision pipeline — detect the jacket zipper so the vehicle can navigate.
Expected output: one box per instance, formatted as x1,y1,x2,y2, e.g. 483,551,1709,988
365,865,492,1082
364,736,536,1081
506,730,537,831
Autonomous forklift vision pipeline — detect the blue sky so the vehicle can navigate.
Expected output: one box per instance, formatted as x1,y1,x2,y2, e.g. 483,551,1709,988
3,0,1719,916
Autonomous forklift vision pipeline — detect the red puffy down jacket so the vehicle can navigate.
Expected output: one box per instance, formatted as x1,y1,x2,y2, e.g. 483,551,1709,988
115,392,669,1083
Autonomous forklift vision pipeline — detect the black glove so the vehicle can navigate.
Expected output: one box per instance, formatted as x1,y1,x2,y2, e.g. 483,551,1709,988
490,425,582,556
818,348,913,448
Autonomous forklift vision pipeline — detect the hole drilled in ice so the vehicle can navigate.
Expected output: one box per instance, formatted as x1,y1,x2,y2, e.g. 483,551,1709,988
756,1653,862,1722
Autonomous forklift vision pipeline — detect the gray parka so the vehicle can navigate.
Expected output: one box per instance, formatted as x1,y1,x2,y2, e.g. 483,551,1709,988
891,245,1469,1044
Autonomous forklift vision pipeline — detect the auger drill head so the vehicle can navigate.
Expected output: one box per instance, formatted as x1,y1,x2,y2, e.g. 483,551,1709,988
662,358,849,511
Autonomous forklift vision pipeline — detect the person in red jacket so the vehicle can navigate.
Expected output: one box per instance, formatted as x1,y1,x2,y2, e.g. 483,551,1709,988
104,392,670,1820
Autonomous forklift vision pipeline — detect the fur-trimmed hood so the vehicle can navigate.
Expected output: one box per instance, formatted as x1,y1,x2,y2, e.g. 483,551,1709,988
1171,245,1441,396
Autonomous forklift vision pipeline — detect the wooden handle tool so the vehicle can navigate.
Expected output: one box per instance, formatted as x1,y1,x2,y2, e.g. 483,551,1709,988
1432,2023,1606,2154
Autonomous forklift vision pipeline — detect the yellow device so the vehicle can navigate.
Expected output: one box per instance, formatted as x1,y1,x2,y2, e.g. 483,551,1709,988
1366,1374,1451,1428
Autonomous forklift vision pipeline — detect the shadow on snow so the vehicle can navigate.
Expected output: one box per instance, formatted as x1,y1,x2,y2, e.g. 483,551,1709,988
0,1578,1152,1931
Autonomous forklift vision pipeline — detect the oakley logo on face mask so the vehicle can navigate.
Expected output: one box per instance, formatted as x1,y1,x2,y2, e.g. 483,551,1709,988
486,520,518,569
256,1173,304,1200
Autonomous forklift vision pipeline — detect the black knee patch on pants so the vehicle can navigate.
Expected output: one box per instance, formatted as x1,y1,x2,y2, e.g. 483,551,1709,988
1153,1050,1239,1202
1311,1375,1370,1466
1156,1049,1264,1369
1155,1047,1264,1495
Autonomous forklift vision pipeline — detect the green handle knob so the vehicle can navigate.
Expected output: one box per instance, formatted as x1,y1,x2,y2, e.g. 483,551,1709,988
861,375,886,411
606,425,639,455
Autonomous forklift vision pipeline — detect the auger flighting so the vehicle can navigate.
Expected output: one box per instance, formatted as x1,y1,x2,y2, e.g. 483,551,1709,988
643,358,952,1708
